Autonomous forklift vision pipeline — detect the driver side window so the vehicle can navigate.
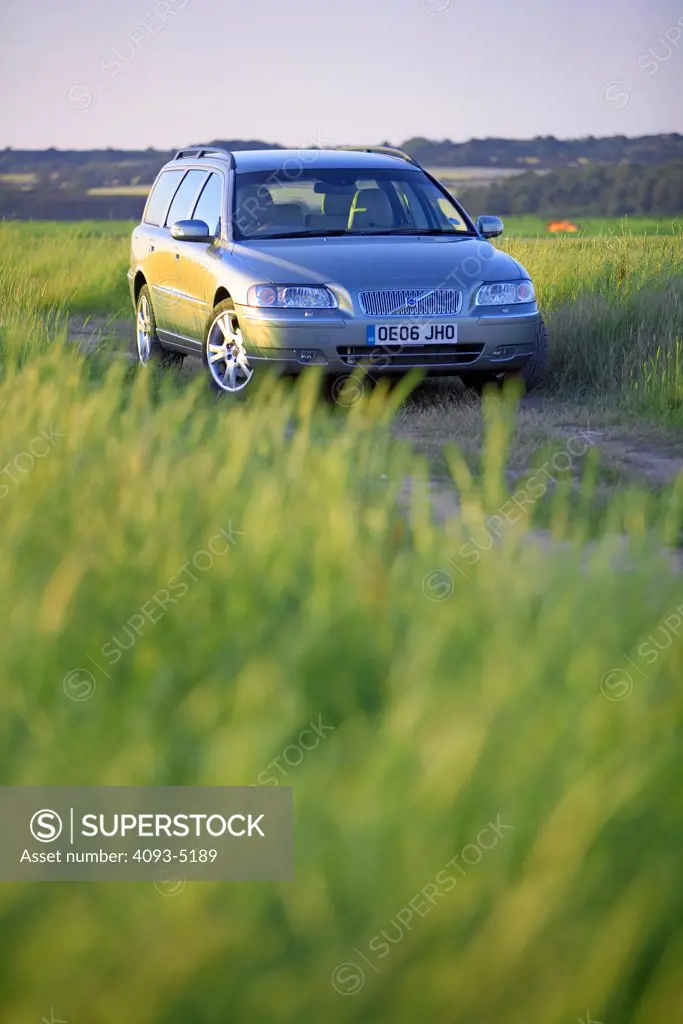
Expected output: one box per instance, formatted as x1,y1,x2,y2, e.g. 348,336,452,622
164,169,207,228
192,173,223,236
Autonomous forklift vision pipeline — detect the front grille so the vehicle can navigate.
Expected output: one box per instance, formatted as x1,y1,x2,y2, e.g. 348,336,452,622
358,289,462,317
338,344,484,368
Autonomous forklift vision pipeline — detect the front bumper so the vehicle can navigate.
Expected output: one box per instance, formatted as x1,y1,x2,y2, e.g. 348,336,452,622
234,306,541,376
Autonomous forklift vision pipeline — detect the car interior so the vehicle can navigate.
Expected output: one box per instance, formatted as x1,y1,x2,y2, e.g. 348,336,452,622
306,192,354,231
234,178,406,236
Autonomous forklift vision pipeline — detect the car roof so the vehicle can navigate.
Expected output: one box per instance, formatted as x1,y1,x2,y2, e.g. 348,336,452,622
169,148,422,173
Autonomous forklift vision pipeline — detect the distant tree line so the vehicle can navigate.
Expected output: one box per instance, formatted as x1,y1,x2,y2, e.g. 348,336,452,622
1,134,682,183
0,140,280,184
402,133,683,168
0,187,145,221
457,161,683,217
0,138,681,220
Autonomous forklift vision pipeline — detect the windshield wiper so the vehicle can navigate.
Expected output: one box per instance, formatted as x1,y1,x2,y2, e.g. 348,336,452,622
242,228,477,241
343,229,476,237
245,230,348,240
375,228,477,236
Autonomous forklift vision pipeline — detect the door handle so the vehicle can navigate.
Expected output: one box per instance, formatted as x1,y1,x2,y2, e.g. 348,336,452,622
149,242,155,252
174,252,180,261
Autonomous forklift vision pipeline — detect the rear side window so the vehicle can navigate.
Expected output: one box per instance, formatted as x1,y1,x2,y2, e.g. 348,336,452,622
165,170,208,227
144,170,184,226
192,173,223,235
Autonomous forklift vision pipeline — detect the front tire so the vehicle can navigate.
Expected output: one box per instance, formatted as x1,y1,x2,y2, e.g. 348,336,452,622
202,299,254,396
522,315,549,390
134,285,184,368
464,315,549,394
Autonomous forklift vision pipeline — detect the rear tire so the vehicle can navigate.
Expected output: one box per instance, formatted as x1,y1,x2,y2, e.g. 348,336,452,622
133,285,184,368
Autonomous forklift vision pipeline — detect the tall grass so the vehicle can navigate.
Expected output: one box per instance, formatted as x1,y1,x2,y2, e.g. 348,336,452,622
503,234,683,397
0,220,131,317
629,337,683,423
0,334,682,1021
2,221,682,410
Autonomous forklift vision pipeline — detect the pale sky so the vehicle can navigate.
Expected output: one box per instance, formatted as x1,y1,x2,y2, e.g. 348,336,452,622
1,0,682,149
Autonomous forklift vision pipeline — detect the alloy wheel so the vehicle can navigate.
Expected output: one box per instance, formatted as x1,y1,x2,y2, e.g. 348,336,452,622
136,293,152,365
206,310,253,393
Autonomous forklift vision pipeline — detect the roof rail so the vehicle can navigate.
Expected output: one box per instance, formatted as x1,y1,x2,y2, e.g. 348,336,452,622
332,145,422,168
173,146,235,167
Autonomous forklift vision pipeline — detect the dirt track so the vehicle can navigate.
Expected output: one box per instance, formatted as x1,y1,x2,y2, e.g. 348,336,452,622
69,314,683,493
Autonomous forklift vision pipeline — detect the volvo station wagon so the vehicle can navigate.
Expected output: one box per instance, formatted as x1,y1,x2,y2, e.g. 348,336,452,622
128,146,548,394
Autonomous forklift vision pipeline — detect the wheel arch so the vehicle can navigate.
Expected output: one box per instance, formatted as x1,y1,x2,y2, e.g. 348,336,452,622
213,286,232,308
133,271,147,303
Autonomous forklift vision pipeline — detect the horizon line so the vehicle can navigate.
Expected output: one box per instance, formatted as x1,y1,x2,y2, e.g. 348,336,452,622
2,130,682,155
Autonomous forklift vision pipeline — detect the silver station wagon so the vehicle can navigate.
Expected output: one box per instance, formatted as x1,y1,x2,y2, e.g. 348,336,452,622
128,145,548,394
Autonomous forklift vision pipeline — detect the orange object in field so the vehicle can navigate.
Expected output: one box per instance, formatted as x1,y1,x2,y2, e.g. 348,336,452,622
547,220,581,233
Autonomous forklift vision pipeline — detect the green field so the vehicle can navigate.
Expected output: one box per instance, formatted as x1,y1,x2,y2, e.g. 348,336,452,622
502,215,683,237
0,222,682,1022
1,219,680,416
86,185,152,196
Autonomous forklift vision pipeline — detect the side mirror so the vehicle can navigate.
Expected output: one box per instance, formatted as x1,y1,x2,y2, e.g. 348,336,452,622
170,219,212,242
476,215,504,239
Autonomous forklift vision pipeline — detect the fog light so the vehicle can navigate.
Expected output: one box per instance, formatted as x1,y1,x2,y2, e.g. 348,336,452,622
491,346,517,361
297,349,327,365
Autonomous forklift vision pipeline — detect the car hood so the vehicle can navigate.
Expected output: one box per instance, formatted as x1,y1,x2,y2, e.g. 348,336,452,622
229,235,525,291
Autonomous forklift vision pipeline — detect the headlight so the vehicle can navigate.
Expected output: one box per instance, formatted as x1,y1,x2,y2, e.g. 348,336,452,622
247,284,338,309
475,281,536,306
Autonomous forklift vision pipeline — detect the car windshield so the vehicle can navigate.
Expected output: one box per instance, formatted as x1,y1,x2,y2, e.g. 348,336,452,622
232,167,475,240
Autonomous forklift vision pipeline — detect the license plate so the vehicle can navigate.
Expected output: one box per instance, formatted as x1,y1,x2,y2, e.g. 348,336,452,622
367,323,458,345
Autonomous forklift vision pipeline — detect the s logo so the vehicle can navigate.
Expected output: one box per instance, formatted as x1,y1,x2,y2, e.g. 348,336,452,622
30,809,63,843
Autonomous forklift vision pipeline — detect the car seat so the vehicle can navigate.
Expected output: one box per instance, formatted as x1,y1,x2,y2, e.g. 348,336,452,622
306,192,355,231
348,188,394,231
234,184,274,235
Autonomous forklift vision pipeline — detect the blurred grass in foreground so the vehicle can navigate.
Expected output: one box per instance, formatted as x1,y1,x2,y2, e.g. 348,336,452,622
0,333,682,1022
